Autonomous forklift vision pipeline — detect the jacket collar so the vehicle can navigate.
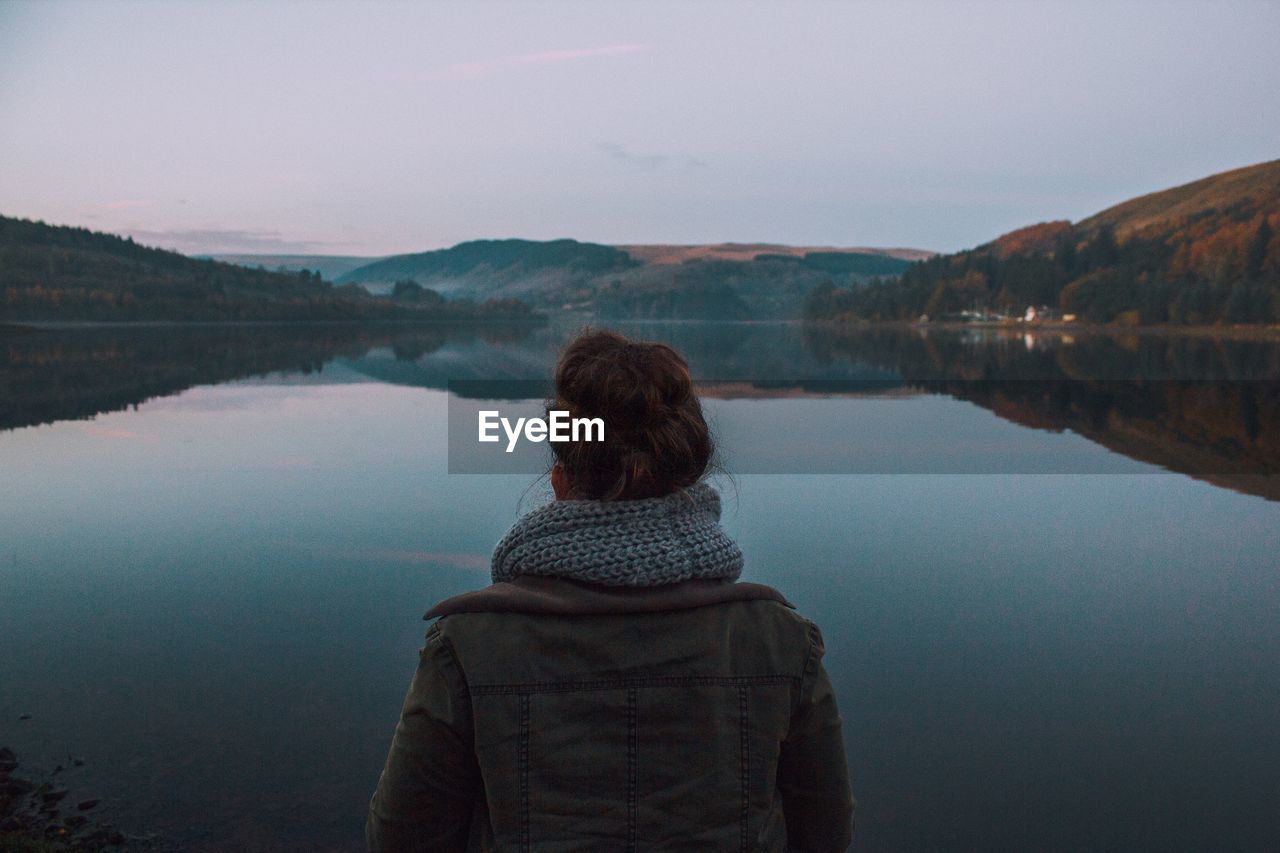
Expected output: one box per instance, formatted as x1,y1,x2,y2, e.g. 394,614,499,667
425,575,792,620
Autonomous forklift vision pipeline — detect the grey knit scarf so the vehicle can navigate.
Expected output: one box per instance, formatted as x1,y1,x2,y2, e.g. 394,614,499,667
491,483,744,587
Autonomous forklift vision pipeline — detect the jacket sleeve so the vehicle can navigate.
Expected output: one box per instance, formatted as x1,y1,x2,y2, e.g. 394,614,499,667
778,623,855,852
366,622,480,853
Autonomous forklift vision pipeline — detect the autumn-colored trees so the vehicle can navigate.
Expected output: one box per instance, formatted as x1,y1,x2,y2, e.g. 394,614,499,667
807,211,1280,325
807,160,1280,325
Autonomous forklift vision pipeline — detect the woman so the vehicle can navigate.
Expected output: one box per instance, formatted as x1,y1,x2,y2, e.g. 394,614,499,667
367,330,854,851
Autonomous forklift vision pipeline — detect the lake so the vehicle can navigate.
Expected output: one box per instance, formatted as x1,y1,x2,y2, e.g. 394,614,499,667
2,321,1278,851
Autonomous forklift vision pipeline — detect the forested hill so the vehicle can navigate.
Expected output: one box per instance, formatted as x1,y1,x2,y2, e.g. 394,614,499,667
1078,159,1280,240
337,239,917,319
206,253,380,281
0,217,537,323
806,159,1280,325
337,239,639,293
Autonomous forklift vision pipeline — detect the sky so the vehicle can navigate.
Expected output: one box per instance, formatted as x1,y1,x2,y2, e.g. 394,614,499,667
1,0,1278,256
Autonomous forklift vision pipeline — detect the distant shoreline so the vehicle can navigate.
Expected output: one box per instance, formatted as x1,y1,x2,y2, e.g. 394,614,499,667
5,316,1280,342
806,318,1280,342
0,317,546,332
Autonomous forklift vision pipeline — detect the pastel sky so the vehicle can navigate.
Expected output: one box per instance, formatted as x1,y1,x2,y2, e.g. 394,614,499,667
2,0,1278,256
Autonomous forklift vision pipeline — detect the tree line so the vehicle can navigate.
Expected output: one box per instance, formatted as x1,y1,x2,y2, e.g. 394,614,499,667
0,216,538,323
806,212,1279,325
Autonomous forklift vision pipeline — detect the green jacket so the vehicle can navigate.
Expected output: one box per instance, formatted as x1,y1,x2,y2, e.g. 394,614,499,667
367,576,854,851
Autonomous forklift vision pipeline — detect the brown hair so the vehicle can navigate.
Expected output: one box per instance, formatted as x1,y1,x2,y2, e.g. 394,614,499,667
549,330,712,501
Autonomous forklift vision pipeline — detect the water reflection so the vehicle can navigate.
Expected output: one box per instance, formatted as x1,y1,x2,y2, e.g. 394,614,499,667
0,323,535,433
11,322,1273,496
802,325,1280,498
3,322,1280,850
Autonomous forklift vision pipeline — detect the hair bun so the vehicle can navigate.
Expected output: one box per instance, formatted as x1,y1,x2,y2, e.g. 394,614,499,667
550,330,712,500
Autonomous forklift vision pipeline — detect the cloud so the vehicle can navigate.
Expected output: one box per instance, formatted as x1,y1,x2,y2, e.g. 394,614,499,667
101,199,155,211
597,142,669,170
409,43,646,82
119,227,326,255
511,45,646,65
597,142,709,173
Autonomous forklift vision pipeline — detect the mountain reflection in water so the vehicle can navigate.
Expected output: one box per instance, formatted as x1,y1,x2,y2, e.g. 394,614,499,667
4,322,1276,499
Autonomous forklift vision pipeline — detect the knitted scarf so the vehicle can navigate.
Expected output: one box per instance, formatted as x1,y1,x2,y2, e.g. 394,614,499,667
491,483,744,587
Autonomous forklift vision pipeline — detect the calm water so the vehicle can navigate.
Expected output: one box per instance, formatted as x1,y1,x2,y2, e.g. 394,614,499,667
2,322,1279,851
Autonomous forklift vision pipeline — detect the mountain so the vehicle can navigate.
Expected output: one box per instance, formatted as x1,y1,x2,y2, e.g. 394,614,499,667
1077,159,1280,240
807,159,1280,325
616,243,931,265
337,239,638,294
206,254,384,281
339,239,923,319
0,216,538,323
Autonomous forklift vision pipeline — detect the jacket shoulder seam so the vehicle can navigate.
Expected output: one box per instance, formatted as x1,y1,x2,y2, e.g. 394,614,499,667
793,622,822,719
425,621,472,700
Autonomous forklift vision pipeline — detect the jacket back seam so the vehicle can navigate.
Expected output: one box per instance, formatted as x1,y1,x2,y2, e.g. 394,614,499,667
738,684,750,853
519,693,530,852
626,685,638,853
